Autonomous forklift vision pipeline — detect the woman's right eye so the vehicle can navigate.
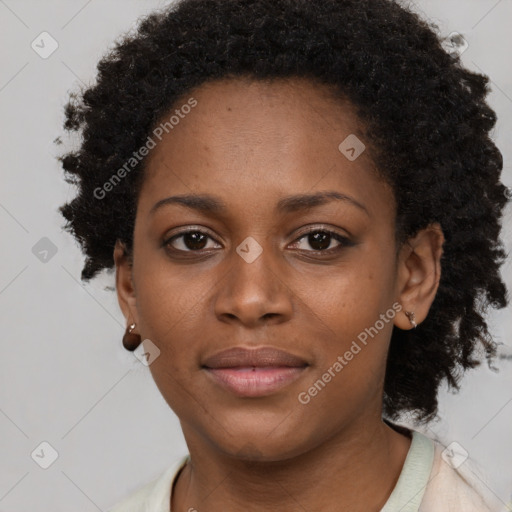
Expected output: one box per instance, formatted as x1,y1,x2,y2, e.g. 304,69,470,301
164,230,222,253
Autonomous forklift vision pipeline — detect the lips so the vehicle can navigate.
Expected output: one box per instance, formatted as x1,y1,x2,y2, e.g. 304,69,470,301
202,346,309,397
202,346,308,369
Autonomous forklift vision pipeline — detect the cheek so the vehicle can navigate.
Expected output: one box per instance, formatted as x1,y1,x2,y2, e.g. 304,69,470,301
136,277,204,418
301,257,394,338
131,272,205,405
136,283,203,365
297,252,396,395
133,246,209,337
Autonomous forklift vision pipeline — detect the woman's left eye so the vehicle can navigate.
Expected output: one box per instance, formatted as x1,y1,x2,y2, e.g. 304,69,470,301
289,230,351,253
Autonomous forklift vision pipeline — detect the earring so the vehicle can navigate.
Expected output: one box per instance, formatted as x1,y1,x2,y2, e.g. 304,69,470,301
404,311,417,328
123,322,142,351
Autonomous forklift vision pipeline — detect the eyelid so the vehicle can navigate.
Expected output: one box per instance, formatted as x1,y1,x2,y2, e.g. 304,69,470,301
164,224,349,242
162,225,223,252
163,224,354,256
164,225,221,241
289,225,353,252
293,223,350,238
290,224,354,247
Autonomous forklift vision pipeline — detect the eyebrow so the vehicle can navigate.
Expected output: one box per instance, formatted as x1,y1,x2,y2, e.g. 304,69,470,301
149,190,369,217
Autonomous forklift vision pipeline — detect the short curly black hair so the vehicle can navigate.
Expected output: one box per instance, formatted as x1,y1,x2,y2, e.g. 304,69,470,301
57,0,510,423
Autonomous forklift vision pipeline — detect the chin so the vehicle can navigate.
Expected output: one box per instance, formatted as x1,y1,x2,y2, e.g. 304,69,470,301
209,420,310,462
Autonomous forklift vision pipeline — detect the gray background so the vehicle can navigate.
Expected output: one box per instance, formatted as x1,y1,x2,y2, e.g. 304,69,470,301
0,0,511,510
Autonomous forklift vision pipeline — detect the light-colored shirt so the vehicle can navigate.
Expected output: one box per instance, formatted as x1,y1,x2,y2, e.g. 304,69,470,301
108,429,503,511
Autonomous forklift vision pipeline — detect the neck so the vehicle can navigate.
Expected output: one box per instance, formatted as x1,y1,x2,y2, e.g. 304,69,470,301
172,417,412,511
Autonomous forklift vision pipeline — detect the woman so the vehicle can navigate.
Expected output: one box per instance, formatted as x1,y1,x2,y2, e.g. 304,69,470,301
57,0,510,510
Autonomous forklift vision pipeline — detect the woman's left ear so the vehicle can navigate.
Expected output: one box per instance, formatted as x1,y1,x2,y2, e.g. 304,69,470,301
394,222,445,330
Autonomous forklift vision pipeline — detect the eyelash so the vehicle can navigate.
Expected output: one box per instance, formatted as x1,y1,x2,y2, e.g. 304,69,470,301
163,226,353,256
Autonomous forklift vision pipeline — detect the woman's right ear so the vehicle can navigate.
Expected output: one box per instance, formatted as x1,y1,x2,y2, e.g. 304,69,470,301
113,240,138,323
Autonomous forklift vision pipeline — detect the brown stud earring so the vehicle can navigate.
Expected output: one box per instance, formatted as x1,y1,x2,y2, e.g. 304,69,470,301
404,311,417,328
122,323,142,351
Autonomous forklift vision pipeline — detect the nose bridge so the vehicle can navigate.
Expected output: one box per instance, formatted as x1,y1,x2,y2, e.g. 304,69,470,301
214,237,293,325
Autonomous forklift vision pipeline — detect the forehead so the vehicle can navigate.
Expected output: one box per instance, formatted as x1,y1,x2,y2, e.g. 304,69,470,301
138,77,394,219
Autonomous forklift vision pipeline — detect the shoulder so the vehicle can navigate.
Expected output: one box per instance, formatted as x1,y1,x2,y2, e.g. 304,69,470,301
382,422,502,512
418,433,502,512
107,455,189,512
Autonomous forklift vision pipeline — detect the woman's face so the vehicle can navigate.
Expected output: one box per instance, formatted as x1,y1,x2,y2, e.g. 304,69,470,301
117,77,410,460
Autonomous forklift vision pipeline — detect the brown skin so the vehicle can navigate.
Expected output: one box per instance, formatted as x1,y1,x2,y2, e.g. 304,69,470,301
114,77,444,511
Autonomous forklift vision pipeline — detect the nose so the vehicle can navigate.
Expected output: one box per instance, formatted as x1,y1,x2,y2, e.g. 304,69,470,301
213,243,294,328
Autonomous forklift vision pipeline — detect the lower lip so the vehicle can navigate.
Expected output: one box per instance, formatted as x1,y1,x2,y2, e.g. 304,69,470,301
204,366,307,397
